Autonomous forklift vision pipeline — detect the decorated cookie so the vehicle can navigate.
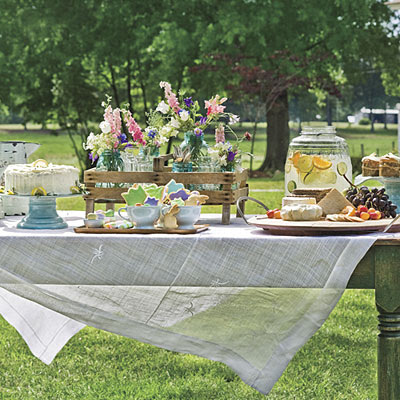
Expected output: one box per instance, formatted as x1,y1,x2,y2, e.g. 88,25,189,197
170,198,185,207
95,210,106,220
185,194,209,206
105,209,115,217
163,204,179,229
169,188,191,201
144,196,159,206
144,184,165,200
122,186,147,206
165,179,185,194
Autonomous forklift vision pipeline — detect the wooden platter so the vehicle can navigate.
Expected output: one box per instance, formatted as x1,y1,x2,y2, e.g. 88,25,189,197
74,224,209,235
247,216,400,236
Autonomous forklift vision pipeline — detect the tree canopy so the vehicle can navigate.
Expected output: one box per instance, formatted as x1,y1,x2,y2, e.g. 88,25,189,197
1,0,400,171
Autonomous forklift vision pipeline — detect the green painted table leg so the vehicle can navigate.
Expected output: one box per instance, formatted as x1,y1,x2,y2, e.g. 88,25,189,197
375,247,400,400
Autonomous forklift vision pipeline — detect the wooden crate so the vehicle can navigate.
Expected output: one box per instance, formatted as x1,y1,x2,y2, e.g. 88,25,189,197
83,155,249,224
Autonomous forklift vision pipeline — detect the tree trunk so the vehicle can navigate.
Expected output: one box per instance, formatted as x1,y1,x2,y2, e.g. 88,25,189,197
250,121,257,172
370,109,375,133
384,107,387,130
166,137,174,155
126,59,134,115
108,63,120,109
139,80,149,121
326,97,332,126
258,90,289,172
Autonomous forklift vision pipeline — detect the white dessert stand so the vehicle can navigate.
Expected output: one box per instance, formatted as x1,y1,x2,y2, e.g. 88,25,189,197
0,194,81,229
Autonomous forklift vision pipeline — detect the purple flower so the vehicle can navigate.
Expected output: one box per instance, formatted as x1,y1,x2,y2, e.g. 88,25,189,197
89,153,98,163
119,133,128,144
194,127,203,137
184,97,193,107
227,151,237,162
147,129,157,139
199,116,207,125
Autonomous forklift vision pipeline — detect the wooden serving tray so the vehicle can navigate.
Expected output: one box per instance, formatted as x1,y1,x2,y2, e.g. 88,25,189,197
247,216,400,236
74,224,209,235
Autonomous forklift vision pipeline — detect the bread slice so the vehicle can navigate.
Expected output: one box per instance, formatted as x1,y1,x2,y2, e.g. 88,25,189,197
317,188,353,216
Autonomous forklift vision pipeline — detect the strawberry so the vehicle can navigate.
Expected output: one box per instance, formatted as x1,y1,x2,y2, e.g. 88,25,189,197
267,210,275,219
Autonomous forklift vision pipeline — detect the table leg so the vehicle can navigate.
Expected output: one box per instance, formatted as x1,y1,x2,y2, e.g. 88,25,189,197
85,199,95,216
222,204,230,224
375,247,400,400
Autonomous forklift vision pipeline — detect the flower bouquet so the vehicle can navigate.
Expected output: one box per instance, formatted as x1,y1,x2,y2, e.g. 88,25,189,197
208,125,252,172
147,81,242,166
83,95,145,170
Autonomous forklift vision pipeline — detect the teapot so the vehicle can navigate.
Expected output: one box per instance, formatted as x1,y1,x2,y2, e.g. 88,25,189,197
0,141,40,183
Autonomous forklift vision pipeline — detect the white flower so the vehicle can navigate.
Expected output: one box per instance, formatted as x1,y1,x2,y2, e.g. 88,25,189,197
180,110,189,121
215,141,231,152
158,135,169,145
156,100,169,114
220,155,227,166
170,117,180,129
228,114,240,125
83,132,96,150
208,148,220,162
99,121,111,134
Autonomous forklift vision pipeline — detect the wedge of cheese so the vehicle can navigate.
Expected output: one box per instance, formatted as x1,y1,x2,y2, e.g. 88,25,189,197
317,188,353,216
282,196,316,207
281,204,323,221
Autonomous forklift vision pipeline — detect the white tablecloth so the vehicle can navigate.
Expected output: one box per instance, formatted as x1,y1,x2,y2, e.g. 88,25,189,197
0,212,388,394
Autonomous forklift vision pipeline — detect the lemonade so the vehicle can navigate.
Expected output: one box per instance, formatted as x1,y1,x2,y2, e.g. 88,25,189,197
284,127,352,195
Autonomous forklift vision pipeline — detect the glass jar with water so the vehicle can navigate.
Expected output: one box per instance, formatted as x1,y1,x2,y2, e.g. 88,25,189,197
284,126,352,195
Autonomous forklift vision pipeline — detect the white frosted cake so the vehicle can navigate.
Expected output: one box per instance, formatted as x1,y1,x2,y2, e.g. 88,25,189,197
4,160,80,195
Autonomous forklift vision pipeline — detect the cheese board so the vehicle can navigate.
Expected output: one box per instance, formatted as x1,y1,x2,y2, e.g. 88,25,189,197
247,216,400,236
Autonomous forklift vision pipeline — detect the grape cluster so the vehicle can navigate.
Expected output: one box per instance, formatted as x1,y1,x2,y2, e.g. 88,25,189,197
345,186,397,218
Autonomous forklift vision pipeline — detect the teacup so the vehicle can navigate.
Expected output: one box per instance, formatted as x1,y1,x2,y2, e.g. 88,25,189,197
84,219,104,228
118,205,161,229
176,205,201,230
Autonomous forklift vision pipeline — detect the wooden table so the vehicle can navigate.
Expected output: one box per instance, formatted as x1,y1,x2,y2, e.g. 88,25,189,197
347,239,400,400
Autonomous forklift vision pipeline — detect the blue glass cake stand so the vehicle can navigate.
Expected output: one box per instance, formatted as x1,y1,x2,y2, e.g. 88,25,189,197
0,194,81,229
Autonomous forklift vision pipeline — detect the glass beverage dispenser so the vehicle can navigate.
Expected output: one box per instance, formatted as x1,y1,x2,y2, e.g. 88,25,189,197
284,126,352,195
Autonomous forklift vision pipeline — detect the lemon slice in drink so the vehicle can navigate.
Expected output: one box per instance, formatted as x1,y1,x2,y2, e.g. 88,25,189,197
297,155,313,173
287,180,297,193
31,187,47,196
32,159,48,168
291,151,301,168
337,162,348,176
312,156,332,170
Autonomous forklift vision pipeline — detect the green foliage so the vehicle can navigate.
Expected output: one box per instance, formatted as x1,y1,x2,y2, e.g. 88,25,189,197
358,118,371,125
1,0,400,172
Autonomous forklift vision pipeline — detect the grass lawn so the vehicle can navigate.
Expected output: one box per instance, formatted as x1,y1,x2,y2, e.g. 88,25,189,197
0,124,382,399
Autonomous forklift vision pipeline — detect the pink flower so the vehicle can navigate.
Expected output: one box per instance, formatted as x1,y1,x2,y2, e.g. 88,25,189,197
215,124,225,143
160,81,180,113
168,95,180,113
124,111,146,146
103,105,114,133
113,108,122,136
244,131,252,141
205,94,227,116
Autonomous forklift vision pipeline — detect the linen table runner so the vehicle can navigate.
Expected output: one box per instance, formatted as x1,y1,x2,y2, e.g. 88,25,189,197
0,213,378,394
